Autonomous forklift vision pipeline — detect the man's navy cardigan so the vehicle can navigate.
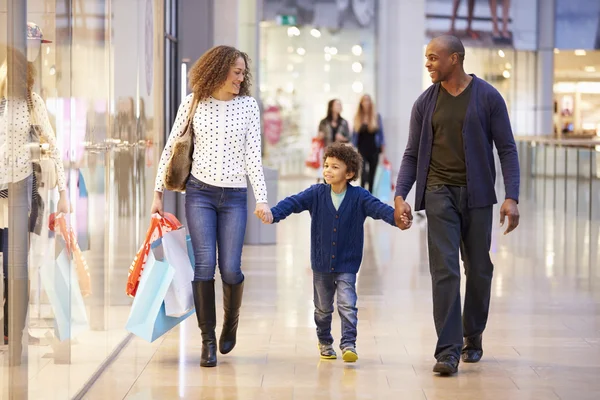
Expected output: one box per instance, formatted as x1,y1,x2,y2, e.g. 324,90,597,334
395,75,520,211
271,184,396,274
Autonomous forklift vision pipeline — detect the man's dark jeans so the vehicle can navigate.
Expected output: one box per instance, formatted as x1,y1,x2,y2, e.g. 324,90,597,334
424,185,493,360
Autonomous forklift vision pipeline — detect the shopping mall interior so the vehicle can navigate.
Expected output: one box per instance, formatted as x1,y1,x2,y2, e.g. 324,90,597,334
1,0,600,399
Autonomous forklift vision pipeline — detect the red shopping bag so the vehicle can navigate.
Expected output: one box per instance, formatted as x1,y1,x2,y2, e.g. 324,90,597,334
305,138,325,169
126,213,181,297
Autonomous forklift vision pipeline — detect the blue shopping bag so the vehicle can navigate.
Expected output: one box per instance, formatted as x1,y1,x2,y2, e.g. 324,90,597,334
39,248,89,341
125,236,195,342
373,163,392,202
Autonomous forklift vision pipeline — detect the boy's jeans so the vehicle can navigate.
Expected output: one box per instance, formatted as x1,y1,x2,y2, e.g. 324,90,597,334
313,271,358,350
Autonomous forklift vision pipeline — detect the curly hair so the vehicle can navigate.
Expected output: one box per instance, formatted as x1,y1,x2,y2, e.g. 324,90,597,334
188,45,252,101
323,143,363,182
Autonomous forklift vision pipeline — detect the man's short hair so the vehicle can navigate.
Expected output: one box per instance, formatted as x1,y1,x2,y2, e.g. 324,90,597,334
434,35,466,63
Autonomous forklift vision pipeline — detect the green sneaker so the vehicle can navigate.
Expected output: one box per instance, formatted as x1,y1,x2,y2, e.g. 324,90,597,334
342,347,358,362
318,343,337,360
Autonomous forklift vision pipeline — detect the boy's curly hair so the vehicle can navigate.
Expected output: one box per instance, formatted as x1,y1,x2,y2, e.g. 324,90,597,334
323,143,363,182
188,45,252,101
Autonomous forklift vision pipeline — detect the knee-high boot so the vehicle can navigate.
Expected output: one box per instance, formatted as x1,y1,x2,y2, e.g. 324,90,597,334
219,279,244,354
192,280,217,367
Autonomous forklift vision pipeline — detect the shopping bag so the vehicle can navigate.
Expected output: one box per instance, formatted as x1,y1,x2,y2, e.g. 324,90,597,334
39,247,89,341
156,228,195,317
126,213,181,297
52,213,92,297
125,250,194,342
373,158,393,202
305,137,325,169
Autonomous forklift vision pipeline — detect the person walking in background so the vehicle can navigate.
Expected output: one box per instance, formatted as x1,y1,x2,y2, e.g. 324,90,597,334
318,99,350,146
394,35,520,376
489,0,511,40
352,94,385,193
449,0,479,39
151,45,271,368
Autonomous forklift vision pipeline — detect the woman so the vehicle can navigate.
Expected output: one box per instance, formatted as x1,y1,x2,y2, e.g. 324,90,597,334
318,99,350,146
352,94,385,193
151,46,271,368
1,47,69,348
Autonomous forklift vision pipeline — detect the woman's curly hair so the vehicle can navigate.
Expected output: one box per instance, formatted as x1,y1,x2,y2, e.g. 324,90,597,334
188,45,252,101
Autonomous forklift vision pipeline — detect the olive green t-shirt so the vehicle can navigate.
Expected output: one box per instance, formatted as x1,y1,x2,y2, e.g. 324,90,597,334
426,80,473,187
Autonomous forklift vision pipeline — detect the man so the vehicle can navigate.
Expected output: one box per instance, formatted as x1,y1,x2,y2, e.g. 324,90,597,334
394,35,520,376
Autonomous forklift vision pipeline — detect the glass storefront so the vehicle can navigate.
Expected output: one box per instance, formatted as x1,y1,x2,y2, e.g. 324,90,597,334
554,50,600,137
259,0,377,175
1,0,165,397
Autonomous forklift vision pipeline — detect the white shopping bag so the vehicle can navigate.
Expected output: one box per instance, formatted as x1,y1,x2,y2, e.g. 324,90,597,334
156,227,195,317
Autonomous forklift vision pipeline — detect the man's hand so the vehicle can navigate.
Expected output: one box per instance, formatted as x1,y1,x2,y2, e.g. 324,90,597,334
394,196,413,230
499,199,519,235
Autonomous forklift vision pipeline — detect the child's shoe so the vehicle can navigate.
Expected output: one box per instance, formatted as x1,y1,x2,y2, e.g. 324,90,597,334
342,346,358,362
318,342,337,360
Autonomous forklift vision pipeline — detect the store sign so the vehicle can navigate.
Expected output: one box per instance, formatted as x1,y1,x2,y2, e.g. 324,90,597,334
276,15,297,26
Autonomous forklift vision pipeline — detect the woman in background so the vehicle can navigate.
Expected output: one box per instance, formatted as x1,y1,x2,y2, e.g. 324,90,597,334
352,94,385,193
318,99,350,146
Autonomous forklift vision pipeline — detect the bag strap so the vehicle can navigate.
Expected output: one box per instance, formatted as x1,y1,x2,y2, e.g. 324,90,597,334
184,95,199,135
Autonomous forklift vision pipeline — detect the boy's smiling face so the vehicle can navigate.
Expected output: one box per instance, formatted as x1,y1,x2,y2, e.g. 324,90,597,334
323,157,355,185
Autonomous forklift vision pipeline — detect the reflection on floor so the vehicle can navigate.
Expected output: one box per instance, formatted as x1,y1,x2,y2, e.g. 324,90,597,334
66,178,600,398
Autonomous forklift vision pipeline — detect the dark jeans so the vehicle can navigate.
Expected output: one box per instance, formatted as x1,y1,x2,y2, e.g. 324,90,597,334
360,152,379,193
313,271,358,350
185,175,247,285
424,185,493,360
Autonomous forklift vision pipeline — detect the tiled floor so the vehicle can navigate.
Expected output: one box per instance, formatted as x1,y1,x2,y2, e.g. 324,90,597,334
63,178,600,399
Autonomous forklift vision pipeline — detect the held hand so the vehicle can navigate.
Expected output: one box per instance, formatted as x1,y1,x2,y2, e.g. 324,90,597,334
394,197,413,230
254,203,273,224
57,192,70,215
499,199,520,235
150,193,164,216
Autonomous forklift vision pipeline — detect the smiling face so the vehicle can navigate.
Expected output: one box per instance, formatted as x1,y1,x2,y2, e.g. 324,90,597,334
323,156,354,185
222,56,246,95
425,40,458,84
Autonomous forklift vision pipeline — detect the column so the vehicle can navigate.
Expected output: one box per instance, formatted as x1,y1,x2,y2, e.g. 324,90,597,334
377,0,426,202
535,0,555,136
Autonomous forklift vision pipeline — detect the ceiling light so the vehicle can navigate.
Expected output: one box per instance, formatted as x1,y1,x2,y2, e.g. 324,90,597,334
502,70,511,79
352,81,363,93
296,47,306,56
575,49,587,56
324,54,332,61
554,49,560,54
505,62,512,69
498,50,505,58
329,47,338,55
352,62,363,73
311,29,321,38
287,27,300,37
584,66,596,72
352,45,363,56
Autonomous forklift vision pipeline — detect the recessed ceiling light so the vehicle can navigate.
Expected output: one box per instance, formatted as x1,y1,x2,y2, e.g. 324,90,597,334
575,49,587,56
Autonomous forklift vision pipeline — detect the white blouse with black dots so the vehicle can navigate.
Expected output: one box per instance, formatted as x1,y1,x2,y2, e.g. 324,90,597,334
0,92,67,191
154,94,268,203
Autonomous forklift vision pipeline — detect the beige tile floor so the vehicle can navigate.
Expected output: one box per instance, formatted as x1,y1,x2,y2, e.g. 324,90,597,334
45,179,600,398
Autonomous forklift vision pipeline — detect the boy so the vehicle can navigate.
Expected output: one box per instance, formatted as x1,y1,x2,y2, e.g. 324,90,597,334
257,143,410,362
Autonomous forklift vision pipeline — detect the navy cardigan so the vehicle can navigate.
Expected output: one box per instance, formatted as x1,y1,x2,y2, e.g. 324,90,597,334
395,75,520,211
271,184,396,274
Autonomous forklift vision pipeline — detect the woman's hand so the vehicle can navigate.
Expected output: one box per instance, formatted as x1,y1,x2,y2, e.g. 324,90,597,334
254,203,273,224
57,191,70,215
150,192,164,216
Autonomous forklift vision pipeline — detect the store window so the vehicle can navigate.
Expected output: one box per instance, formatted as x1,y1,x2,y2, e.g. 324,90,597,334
259,0,377,174
1,0,165,397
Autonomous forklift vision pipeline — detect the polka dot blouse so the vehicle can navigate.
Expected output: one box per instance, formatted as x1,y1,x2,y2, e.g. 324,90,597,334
0,93,67,191
154,94,268,203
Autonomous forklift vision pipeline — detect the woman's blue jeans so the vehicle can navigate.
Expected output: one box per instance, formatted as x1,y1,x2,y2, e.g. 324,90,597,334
185,175,247,285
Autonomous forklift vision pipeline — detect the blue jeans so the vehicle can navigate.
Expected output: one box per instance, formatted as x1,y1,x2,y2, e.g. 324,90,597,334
313,271,358,350
185,175,247,284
